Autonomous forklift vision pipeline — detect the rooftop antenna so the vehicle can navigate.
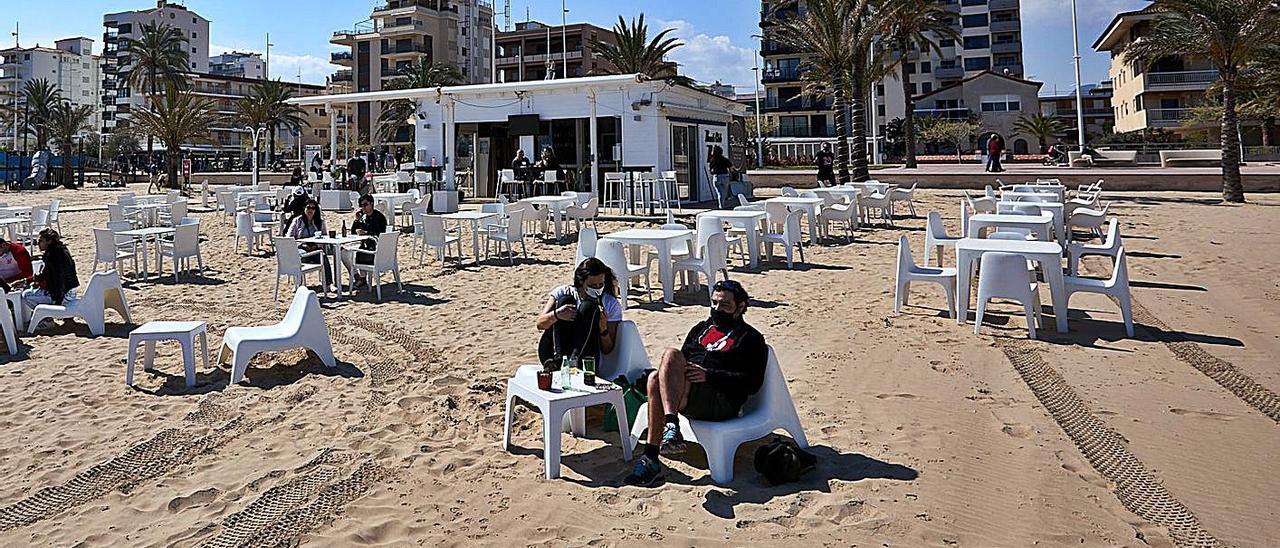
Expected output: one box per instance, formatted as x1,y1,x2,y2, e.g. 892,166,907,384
12,22,18,48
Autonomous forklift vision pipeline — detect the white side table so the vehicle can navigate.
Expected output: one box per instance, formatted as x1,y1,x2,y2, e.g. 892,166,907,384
502,365,632,479
127,321,208,388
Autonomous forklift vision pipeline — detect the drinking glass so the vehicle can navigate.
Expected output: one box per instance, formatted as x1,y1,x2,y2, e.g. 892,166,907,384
582,357,597,387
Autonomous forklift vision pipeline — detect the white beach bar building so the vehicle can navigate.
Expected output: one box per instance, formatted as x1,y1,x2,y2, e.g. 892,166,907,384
288,74,745,212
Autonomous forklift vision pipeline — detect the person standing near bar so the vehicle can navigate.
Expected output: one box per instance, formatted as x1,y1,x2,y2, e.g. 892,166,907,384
707,145,734,209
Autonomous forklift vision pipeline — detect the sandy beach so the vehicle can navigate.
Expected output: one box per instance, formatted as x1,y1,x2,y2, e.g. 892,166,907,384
0,184,1275,547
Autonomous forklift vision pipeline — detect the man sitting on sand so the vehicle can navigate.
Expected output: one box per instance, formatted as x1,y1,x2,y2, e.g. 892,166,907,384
626,280,767,487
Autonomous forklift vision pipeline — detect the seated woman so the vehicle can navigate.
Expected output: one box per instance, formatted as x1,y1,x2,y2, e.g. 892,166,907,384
23,229,79,313
535,258,622,365
0,236,34,293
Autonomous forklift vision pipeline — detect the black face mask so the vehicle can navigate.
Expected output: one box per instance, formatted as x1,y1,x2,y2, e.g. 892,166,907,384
710,307,739,328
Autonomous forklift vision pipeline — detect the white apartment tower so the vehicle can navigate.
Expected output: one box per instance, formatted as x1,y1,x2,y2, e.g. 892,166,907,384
101,0,211,135
331,0,496,147
1,38,103,148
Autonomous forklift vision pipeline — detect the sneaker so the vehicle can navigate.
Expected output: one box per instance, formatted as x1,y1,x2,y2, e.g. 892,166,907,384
625,455,664,487
659,422,686,455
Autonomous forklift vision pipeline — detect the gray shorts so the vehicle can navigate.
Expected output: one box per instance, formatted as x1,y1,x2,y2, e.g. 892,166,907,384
682,383,740,421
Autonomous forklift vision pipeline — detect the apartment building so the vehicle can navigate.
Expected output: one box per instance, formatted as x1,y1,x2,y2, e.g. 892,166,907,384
1039,81,1115,144
209,51,266,80
331,0,495,146
180,72,330,157
1092,6,1223,141
0,37,103,148
494,20,617,82
102,0,211,135
759,0,1026,148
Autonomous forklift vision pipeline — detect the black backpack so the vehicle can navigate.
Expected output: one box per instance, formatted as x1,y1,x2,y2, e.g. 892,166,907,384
753,436,816,485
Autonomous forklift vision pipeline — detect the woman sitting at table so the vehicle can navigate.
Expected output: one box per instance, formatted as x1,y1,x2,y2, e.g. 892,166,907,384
535,258,622,365
534,147,562,193
23,229,78,316
287,199,331,284
0,236,34,293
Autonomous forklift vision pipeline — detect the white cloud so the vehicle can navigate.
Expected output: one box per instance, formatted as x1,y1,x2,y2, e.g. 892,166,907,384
654,19,757,92
210,43,337,86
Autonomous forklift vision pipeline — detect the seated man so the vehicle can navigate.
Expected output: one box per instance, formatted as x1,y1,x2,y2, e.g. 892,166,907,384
626,280,767,487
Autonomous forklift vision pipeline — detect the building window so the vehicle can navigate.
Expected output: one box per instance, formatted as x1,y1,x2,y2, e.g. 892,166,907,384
962,14,989,28
921,82,932,94
964,57,991,71
779,115,809,137
980,94,1021,112
963,35,990,49
920,61,931,73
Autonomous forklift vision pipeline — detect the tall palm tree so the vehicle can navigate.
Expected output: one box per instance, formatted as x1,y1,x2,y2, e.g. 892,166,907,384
1013,113,1067,153
47,101,97,186
881,0,960,168
128,88,223,188
1124,0,1280,203
20,78,63,150
592,14,685,81
118,21,192,160
239,80,309,167
376,59,463,143
768,0,880,184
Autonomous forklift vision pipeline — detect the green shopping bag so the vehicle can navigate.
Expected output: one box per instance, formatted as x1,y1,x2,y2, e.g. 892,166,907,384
603,375,648,432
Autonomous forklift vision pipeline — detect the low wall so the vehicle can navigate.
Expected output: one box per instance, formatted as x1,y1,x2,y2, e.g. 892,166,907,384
192,172,296,186
747,166,1280,193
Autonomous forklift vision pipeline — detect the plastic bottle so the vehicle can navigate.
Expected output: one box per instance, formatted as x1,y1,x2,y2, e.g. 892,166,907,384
561,352,576,390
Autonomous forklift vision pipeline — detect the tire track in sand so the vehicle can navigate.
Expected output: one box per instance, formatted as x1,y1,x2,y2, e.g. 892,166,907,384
996,338,1221,547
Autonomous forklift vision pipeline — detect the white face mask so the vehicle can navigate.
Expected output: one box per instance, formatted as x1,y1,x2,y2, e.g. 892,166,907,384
585,286,604,300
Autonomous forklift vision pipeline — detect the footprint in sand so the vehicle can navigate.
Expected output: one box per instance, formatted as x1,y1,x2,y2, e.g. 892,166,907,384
1001,423,1032,438
1169,408,1236,421
167,488,220,513
875,393,918,400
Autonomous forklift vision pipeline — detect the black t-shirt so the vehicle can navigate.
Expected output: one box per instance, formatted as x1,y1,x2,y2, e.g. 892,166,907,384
709,155,733,175
352,209,388,251
347,156,366,178
680,319,768,407
816,151,835,175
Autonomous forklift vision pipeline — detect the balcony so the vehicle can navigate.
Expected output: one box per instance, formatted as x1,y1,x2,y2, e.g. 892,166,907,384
991,41,1021,55
914,107,972,120
1049,109,1114,118
993,62,1023,75
989,19,1021,33
762,68,801,83
332,70,353,82
989,0,1019,10
1143,70,1217,90
934,65,964,79
1146,108,1191,128
775,126,834,138
331,51,352,64
761,41,800,56
373,0,456,16
381,43,429,56
764,95,834,112
760,6,803,26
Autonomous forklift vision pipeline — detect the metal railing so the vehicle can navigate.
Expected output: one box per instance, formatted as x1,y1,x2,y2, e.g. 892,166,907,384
1144,70,1217,87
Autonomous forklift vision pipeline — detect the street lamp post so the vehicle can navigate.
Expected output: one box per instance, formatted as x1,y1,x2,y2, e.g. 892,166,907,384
246,126,267,186
1070,0,1086,149
752,34,765,168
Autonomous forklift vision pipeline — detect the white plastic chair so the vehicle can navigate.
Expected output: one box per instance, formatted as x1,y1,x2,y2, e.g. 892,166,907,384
574,226,598,267
780,186,799,197
352,232,403,301
595,238,651,307
564,197,599,233
93,228,138,274
235,212,271,255
498,169,519,198
158,200,187,227
274,237,326,300
895,235,957,318
485,207,528,264
763,209,805,269
817,198,858,243
419,214,463,266
17,208,50,246
923,211,960,266
629,346,808,484
965,191,997,214
859,191,893,226
674,232,729,301
659,170,683,212
888,182,918,217
1068,218,1122,275
602,172,628,213
157,222,203,281
974,252,1043,339
0,294,15,355
28,270,132,337
735,193,762,210
1064,248,1134,337
1068,204,1110,240
218,287,336,386
47,199,62,233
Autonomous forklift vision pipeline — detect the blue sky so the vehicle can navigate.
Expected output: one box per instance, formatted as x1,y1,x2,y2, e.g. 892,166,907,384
0,0,1149,94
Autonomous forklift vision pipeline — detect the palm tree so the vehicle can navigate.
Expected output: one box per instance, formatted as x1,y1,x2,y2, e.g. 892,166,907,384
128,88,222,188
47,101,97,186
1124,0,1280,203
592,15,686,81
376,59,463,143
881,0,960,168
239,80,309,168
118,21,192,160
1013,113,1067,153
20,78,63,150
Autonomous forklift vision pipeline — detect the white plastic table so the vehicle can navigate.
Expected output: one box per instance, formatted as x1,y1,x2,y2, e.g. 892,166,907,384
765,196,825,244
441,211,500,263
0,206,33,217
298,234,367,296
1010,185,1065,201
967,213,1054,241
131,202,168,227
955,238,1067,333
603,228,693,302
847,181,891,196
502,366,632,479
117,226,175,279
126,321,208,388
999,201,1065,246
520,195,578,240
0,217,27,241
696,209,766,268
